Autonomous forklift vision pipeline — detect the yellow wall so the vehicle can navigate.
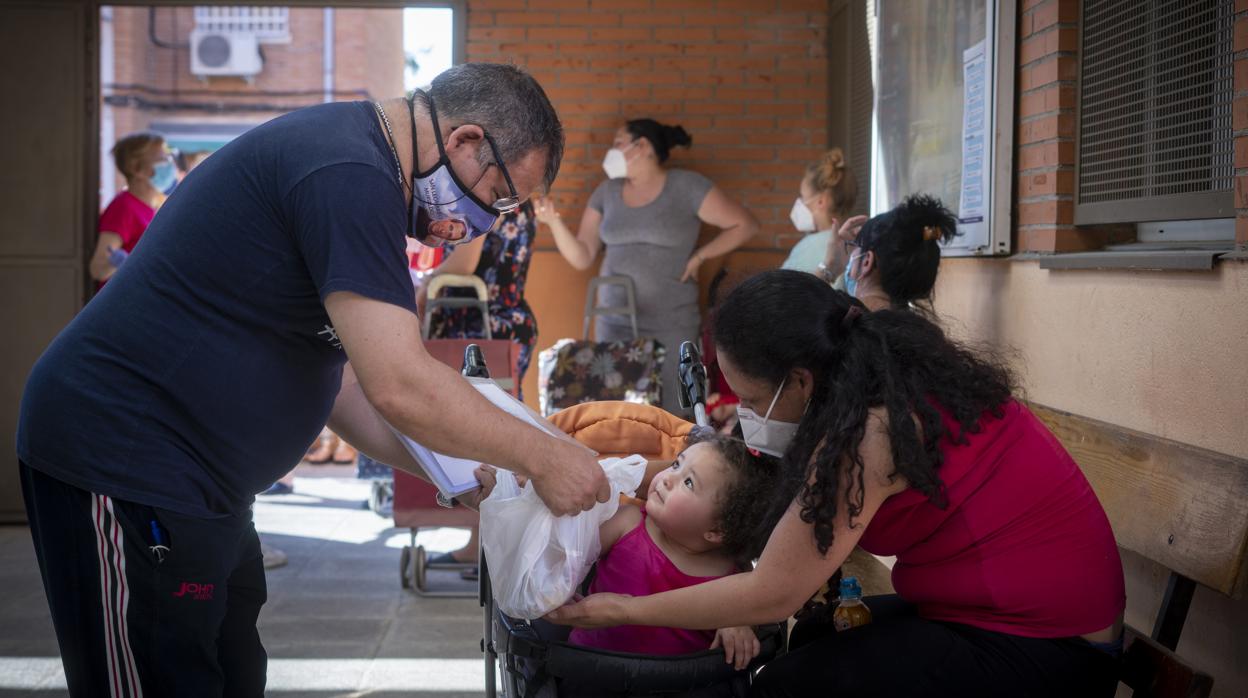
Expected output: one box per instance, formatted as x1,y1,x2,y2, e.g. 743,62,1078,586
934,257,1248,693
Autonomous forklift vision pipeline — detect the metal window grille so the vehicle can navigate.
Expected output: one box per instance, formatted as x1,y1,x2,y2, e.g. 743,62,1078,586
193,7,290,43
1076,0,1234,224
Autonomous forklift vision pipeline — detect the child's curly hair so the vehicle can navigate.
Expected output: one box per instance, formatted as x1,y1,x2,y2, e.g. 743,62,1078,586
686,429,783,566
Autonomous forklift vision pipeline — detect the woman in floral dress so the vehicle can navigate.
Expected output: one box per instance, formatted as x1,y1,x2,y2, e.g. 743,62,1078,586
427,202,539,397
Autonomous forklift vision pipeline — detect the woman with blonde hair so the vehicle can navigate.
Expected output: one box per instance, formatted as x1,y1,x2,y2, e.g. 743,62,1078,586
781,147,865,288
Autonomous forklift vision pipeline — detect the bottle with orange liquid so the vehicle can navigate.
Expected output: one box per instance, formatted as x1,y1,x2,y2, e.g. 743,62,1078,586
832,576,872,631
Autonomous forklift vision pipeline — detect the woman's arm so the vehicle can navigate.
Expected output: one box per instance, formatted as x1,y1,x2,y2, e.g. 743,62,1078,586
536,197,603,271
681,186,761,282
89,232,124,282
549,410,905,629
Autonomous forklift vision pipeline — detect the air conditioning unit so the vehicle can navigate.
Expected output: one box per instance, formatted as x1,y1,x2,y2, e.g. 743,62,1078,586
190,30,262,77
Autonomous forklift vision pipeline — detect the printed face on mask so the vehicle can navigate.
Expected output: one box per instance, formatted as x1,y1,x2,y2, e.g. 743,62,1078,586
407,91,521,245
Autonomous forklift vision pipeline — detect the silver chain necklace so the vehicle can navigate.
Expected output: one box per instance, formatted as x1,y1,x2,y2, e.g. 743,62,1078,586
373,101,411,194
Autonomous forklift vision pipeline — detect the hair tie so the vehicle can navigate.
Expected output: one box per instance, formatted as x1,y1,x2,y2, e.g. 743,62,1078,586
922,225,941,241
841,305,863,330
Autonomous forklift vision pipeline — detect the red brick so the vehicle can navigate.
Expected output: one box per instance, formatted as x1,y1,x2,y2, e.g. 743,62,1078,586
622,70,683,85
1236,175,1248,209
560,70,621,85
778,27,824,43
715,86,776,101
528,26,588,41
683,13,745,26
589,56,650,71
684,42,742,56
1018,200,1074,226
654,56,714,72
656,27,713,41
1032,0,1060,33
468,26,527,41
662,0,715,8
715,27,777,42
684,101,745,115
590,27,652,41
756,11,818,27
1017,169,1075,198
717,55,776,71
529,0,590,9
1237,216,1248,244
558,11,622,25
495,11,557,25
1236,59,1248,94
1235,137,1248,169
1235,96,1248,131
590,0,650,8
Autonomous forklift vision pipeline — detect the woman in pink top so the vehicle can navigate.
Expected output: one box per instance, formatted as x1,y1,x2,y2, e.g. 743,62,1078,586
90,132,174,289
570,433,780,668
551,270,1125,697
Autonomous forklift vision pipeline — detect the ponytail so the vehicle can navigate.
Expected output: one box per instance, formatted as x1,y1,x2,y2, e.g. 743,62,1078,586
804,148,858,220
853,193,959,310
626,118,692,163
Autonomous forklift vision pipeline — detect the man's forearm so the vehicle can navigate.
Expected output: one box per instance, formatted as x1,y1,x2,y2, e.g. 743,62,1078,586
327,378,432,483
368,352,575,480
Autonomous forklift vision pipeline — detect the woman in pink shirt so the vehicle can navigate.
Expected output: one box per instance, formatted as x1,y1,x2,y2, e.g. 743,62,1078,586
90,132,174,289
551,270,1125,697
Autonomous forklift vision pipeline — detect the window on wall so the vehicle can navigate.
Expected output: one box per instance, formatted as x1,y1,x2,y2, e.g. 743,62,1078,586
1076,0,1235,226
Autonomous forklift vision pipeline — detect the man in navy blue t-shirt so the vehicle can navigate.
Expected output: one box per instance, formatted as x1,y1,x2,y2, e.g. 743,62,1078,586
16,63,608,696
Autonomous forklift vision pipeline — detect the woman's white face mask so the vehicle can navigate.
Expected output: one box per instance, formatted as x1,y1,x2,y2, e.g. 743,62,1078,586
737,377,802,457
601,140,638,179
789,197,816,233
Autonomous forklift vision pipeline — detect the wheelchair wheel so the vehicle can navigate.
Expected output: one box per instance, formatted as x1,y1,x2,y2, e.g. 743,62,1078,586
399,545,413,589
414,544,428,591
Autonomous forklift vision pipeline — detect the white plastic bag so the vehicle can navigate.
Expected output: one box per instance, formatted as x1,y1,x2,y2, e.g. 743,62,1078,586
480,455,646,620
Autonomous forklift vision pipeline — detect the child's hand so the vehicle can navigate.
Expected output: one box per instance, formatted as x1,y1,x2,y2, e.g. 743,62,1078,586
710,626,761,671
458,465,497,511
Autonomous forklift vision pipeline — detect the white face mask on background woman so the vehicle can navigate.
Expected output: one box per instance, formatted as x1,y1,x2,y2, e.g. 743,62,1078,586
789,197,816,232
737,377,803,457
601,140,638,179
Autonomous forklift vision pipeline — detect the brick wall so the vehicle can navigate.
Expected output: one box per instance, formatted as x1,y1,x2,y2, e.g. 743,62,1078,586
105,7,401,189
1235,0,1248,249
466,0,831,252
1014,0,1085,253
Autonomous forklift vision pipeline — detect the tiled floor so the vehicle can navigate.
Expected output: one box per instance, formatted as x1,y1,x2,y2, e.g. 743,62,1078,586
0,464,490,697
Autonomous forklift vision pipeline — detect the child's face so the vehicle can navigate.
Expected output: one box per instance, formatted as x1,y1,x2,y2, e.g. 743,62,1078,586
646,442,733,545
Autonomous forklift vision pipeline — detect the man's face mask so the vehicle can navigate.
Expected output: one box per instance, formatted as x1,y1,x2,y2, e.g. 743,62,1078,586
737,376,802,457
845,250,865,297
407,91,521,245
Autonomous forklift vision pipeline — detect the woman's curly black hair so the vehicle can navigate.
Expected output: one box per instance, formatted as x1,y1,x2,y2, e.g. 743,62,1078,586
684,430,782,566
854,193,959,311
712,270,1014,555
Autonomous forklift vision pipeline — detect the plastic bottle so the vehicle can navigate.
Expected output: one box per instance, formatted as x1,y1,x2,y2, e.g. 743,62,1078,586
832,576,872,631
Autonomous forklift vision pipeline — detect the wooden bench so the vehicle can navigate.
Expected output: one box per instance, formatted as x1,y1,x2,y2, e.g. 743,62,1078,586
1031,404,1248,697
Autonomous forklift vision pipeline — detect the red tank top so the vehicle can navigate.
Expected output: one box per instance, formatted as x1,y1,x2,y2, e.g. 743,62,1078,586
857,400,1124,638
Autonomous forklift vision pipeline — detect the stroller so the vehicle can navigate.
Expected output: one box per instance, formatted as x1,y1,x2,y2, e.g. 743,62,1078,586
474,342,787,698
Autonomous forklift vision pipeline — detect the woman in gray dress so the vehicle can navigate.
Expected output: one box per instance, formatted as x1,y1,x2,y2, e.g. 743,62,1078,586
536,118,759,413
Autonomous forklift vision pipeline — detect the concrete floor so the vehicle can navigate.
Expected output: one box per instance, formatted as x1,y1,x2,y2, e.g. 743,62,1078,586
0,464,490,697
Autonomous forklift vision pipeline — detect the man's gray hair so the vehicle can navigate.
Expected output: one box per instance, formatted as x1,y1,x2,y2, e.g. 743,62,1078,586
424,63,564,192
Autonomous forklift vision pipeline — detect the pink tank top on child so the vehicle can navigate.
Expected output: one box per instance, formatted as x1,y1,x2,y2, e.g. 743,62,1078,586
857,399,1125,639
569,511,729,654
